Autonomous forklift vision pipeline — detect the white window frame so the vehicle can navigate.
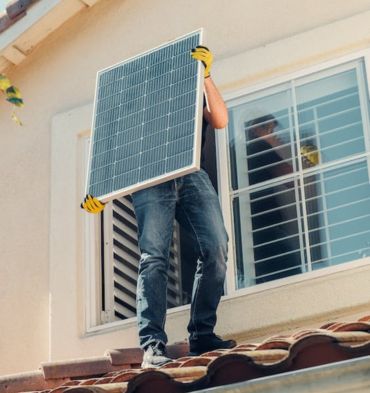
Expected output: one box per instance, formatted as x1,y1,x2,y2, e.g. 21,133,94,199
217,48,370,295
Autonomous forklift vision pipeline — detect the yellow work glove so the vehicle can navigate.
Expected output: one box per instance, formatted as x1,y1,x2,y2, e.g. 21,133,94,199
301,143,319,167
80,194,106,214
191,45,213,78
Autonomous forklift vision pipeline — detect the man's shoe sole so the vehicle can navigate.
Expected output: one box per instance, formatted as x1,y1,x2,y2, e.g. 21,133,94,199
141,358,172,368
188,339,237,356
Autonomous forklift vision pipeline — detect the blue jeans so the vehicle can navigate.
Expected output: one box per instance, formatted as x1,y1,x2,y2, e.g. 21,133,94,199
132,169,228,349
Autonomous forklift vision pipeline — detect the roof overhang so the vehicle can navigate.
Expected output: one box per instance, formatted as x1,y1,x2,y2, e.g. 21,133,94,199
0,0,100,72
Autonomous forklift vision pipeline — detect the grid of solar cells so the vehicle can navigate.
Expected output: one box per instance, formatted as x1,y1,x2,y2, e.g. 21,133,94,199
88,31,201,198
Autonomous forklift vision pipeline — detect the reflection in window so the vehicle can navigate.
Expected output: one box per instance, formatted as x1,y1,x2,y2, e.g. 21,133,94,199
228,60,370,289
246,115,304,283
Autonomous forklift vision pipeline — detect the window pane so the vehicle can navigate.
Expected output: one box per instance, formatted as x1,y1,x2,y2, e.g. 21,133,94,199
228,86,296,191
307,160,370,268
233,159,370,288
296,68,366,164
233,179,305,288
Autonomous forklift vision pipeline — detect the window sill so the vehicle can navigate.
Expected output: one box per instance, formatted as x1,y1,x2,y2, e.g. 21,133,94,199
83,256,370,338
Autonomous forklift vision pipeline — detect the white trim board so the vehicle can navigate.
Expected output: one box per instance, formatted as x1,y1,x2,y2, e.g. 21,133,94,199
0,0,101,70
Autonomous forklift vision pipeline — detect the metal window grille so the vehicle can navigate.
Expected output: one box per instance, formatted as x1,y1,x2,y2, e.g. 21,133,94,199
228,59,370,288
99,196,183,322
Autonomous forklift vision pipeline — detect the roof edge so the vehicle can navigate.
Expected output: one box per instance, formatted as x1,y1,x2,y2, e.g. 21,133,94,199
193,355,370,393
0,0,101,72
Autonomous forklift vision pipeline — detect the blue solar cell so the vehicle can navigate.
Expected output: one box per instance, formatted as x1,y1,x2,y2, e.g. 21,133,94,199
90,165,114,186
90,179,113,197
167,135,193,157
167,120,194,142
168,105,195,127
166,151,193,172
147,59,172,80
120,82,146,103
87,30,202,200
146,87,171,107
144,100,170,122
115,154,140,175
94,123,116,142
172,52,192,69
92,134,117,156
146,74,172,94
114,168,139,189
170,91,195,113
171,63,197,84
139,161,167,182
121,68,148,90
93,150,116,169
115,139,141,161
118,111,144,130
172,76,197,97
116,125,142,146
142,115,168,137
141,145,167,164
119,96,145,118
142,129,168,151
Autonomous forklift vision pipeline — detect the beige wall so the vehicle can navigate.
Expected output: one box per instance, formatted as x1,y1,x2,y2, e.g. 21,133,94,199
2,0,370,375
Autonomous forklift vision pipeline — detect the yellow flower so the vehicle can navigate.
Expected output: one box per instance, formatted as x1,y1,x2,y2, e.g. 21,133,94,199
0,74,12,91
0,74,24,125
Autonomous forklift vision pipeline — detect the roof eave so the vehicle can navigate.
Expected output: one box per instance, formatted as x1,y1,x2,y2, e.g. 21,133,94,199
0,0,100,72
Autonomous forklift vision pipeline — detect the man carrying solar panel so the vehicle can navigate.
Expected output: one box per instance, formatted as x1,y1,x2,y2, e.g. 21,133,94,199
81,45,236,368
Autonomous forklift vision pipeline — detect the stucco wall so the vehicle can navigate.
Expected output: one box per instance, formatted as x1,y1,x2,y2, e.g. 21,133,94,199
2,0,370,375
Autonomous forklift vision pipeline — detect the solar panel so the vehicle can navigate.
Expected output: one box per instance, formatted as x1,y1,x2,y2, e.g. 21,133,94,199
86,29,204,202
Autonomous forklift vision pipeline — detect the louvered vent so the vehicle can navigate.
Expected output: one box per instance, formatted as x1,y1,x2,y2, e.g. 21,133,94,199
106,196,182,321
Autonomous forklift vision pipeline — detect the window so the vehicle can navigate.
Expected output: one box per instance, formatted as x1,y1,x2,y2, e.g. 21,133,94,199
228,59,370,289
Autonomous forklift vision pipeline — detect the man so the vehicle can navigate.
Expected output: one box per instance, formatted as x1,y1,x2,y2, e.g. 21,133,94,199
82,46,236,368
246,115,319,283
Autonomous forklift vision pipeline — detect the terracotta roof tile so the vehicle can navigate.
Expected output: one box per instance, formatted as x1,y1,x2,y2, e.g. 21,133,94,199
6,0,31,18
104,350,141,368
61,382,80,388
109,371,141,383
41,357,113,380
66,383,128,393
176,357,213,368
331,321,370,332
1,315,370,393
0,0,38,34
105,342,188,367
254,337,293,350
0,371,68,393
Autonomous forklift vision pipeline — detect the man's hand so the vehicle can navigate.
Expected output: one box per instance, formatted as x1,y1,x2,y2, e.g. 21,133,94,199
80,194,106,214
301,144,319,167
191,46,213,78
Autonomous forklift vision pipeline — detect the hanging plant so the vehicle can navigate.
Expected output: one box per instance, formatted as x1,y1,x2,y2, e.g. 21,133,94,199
0,73,24,125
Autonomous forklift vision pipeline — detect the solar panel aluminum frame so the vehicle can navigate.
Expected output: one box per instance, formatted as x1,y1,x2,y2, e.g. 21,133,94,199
86,29,205,203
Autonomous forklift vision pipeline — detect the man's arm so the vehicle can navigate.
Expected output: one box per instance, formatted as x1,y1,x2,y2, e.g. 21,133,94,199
191,46,228,129
203,77,228,129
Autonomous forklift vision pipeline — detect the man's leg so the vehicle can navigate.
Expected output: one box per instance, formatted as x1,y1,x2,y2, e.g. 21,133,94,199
175,169,235,354
132,181,176,353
